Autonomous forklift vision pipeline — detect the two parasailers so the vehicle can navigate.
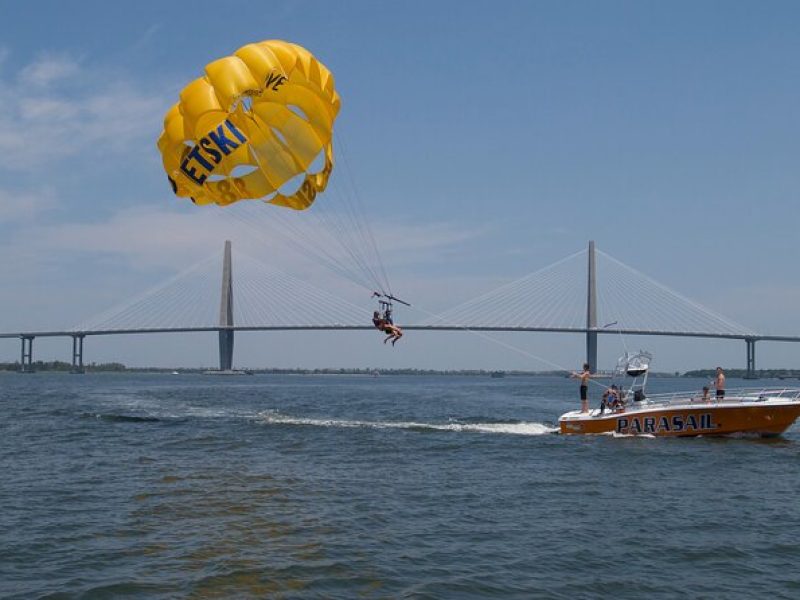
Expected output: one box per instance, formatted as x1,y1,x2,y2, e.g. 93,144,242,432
372,309,403,345
371,292,407,346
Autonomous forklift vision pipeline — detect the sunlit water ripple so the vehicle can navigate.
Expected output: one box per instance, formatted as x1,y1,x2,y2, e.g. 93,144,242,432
2,373,800,598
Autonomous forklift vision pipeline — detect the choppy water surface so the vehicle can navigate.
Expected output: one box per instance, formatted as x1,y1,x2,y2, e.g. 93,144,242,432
2,373,800,599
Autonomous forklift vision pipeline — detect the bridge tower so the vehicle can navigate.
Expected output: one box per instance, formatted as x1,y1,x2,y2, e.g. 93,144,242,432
218,240,234,371
19,335,34,373
586,240,598,372
745,337,757,379
71,334,85,374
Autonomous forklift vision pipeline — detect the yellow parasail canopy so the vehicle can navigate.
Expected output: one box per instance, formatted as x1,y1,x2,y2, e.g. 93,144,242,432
157,40,341,210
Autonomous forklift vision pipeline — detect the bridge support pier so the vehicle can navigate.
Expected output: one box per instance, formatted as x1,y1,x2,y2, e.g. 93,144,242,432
71,334,85,374
219,329,234,371
19,335,34,373
218,240,234,371
586,331,597,374
586,241,598,372
745,338,757,380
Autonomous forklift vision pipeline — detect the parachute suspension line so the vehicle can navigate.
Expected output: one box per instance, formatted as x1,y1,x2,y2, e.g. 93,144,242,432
310,197,383,291
252,204,370,290
240,123,369,290
318,174,388,294
332,134,393,296
267,204,380,294
217,203,377,293
218,142,396,297
262,131,393,296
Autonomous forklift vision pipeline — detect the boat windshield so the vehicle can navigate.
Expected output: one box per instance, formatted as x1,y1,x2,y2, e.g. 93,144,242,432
615,351,651,377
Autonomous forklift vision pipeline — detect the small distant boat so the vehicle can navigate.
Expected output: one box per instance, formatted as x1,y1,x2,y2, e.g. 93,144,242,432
490,371,505,378
560,351,800,437
171,371,180,375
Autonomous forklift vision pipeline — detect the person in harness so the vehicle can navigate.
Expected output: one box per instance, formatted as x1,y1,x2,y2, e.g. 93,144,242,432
372,310,403,346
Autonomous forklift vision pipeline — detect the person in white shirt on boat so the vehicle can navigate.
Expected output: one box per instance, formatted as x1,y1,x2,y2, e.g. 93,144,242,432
714,367,726,400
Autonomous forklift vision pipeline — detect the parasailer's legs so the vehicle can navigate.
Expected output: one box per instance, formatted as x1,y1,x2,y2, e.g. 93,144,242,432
391,328,403,345
381,325,403,346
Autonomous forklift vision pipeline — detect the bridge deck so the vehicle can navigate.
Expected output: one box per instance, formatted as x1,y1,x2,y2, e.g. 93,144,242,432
1,326,798,343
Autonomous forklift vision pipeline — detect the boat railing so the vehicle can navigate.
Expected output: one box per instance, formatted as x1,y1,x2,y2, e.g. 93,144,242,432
626,387,800,408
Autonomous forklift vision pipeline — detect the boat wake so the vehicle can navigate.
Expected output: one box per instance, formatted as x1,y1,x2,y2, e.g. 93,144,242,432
256,411,558,436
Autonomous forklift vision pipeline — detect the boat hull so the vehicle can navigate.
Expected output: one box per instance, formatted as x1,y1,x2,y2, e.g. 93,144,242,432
559,401,800,437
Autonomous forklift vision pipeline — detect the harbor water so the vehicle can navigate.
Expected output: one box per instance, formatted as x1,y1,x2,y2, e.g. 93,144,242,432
2,373,800,598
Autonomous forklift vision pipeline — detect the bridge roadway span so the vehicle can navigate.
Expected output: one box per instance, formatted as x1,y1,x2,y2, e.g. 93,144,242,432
2,325,800,342
4,326,800,378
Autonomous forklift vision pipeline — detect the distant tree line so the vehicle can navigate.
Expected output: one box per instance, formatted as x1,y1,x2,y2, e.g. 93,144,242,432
0,363,565,375
683,369,800,379
4,362,796,378
0,361,126,372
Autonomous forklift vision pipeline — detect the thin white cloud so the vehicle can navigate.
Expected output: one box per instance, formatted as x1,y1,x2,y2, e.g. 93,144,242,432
25,207,238,270
0,201,485,278
18,97,80,120
0,54,167,170
18,53,80,87
130,24,163,54
376,220,490,269
0,186,57,223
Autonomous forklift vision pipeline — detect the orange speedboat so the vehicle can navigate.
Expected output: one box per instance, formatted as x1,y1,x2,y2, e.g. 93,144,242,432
560,352,800,437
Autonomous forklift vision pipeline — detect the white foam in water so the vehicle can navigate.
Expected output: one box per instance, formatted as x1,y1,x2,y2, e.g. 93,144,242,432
610,431,656,439
257,412,557,436
448,422,557,435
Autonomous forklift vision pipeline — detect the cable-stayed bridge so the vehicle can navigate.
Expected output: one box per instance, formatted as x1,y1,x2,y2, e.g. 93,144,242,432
3,241,799,376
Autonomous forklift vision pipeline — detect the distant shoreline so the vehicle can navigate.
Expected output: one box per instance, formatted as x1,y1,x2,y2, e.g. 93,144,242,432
3,361,799,378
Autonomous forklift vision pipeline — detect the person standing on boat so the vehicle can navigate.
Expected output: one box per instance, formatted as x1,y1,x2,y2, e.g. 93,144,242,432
570,363,593,413
714,367,726,400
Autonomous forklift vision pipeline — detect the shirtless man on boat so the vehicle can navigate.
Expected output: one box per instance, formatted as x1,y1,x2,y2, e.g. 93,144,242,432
570,363,593,413
714,367,726,400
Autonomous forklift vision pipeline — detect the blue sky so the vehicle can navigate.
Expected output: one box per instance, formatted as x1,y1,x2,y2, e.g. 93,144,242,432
1,1,799,371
